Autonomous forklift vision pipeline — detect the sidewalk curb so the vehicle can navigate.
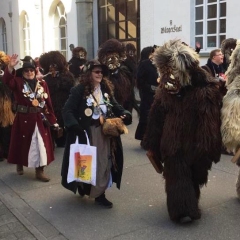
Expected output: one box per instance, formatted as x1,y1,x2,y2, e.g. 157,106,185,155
0,179,67,240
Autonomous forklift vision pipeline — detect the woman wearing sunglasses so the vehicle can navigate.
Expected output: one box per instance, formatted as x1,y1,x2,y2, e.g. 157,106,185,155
3,54,58,182
61,59,132,208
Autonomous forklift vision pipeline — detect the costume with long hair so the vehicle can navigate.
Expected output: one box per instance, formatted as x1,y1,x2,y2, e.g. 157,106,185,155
97,39,134,113
142,40,222,223
221,40,240,198
0,52,14,161
39,51,75,147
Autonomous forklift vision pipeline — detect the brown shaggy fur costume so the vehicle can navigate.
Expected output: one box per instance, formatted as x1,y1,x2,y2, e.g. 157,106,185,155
221,38,237,71
97,39,134,112
221,40,240,155
39,51,75,147
142,40,222,223
0,51,14,160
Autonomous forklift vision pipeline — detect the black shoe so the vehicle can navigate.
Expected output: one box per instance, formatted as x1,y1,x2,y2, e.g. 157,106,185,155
77,186,85,197
95,194,113,208
179,216,192,224
0,158,4,162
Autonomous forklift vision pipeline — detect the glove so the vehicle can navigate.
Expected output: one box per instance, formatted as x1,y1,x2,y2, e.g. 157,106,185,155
68,124,84,135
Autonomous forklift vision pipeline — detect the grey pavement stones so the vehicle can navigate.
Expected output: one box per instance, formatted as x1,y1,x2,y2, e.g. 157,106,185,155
1,110,240,239
0,182,67,240
0,200,36,240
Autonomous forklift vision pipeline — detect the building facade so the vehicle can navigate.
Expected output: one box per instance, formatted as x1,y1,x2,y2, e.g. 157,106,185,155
0,0,239,64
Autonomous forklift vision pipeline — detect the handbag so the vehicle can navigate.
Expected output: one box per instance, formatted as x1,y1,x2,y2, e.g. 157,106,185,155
91,93,128,137
67,131,97,185
102,117,128,137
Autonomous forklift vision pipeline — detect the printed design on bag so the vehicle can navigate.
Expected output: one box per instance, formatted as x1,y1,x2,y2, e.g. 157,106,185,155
74,152,92,181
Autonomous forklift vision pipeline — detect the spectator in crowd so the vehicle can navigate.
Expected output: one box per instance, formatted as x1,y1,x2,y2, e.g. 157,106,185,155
135,45,159,146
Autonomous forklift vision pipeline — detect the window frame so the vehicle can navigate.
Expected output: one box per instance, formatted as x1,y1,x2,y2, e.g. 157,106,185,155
0,18,7,53
98,0,140,58
53,2,68,59
23,13,31,56
195,0,226,51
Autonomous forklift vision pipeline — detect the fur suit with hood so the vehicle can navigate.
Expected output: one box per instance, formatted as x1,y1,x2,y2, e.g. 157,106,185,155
0,52,14,161
97,39,134,113
39,51,75,147
142,40,222,223
221,38,237,71
221,40,240,199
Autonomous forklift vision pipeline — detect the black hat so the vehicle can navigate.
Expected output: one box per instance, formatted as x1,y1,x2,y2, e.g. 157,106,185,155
84,59,109,76
20,56,34,62
16,62,36,77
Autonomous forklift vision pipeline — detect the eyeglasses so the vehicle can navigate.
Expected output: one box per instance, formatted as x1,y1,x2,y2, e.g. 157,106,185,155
23,68,35,73
92,70,103,74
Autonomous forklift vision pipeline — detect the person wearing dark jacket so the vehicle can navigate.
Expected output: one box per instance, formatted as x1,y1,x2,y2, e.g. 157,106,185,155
135,46,159,143
61,60,132,208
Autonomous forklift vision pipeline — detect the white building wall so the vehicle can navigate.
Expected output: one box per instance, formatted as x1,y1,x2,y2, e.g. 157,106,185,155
141,0,192,48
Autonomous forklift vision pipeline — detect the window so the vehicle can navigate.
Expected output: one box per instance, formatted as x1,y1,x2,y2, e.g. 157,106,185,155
23,13,31,56
0,18,7,53
98,0,140,58
195,0,226,50
53,2,67,58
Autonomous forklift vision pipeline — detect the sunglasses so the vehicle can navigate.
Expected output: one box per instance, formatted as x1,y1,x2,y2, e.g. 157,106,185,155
23,68,35,73
92,70,103,74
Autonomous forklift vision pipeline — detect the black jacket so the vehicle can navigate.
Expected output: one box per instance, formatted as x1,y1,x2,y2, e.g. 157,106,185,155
61,83,132,193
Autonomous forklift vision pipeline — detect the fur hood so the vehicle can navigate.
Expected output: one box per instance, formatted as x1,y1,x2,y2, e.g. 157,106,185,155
225,39,240,85
153,40,200,87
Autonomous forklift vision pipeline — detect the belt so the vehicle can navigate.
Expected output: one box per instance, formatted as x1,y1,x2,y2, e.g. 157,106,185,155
90,118,101,127
16,105,42,113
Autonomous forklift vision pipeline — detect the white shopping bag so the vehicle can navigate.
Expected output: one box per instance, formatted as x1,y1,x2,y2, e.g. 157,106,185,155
67,131,97,186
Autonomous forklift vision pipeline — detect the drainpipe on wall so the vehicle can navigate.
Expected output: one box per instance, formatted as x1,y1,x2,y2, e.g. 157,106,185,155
75,0,94,59
41,0,44,52
8,2,14,54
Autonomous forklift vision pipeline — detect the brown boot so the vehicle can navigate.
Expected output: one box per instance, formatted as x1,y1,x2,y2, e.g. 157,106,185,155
16,164,24,175
35,167,50,182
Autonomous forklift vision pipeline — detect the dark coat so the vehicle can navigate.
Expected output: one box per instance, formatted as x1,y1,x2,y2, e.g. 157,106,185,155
135,59,158,140
202,58,225,77
61,83,132,194
108,65,134,112
68,57,87,78
44,72,75,128
3,68,57,166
